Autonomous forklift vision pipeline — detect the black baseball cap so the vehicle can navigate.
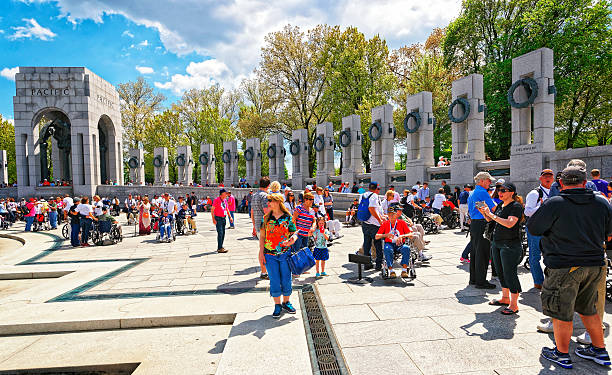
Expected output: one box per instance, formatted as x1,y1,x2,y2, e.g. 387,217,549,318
388,202,402,213
500,182,516,192
369,181,379,190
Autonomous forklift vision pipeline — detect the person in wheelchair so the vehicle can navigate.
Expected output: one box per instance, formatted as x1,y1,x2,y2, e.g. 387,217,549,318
177,202,197,234
344,198,359,226
375,203,416,278
158,210,173,242
94,206,122,244
421,197,444,229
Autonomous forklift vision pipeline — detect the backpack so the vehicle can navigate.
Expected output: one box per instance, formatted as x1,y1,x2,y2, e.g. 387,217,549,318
356,193,374,222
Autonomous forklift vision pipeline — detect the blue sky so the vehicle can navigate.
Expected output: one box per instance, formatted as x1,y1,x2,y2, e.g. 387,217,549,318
0,0,461,122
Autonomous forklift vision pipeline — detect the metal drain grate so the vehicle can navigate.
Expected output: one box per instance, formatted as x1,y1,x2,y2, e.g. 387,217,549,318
300,284,347,375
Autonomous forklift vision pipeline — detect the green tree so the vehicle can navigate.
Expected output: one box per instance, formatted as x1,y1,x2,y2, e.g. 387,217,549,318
117,77,166,150
318,26,397,172
0,115,16,183
142,110,188,183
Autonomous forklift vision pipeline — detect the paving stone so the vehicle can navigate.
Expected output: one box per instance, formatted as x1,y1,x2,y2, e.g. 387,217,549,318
342,344,422,375
369,298,473,320
325,304,379,324
333,317,451,347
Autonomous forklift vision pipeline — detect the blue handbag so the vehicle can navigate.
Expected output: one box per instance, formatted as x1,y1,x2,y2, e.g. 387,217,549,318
288,247,316,275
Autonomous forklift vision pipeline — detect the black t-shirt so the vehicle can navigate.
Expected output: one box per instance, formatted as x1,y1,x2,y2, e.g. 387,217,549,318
492,201,523,242
69,204,80,225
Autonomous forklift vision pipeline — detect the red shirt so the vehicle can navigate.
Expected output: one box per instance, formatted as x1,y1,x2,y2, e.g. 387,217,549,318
442,201,456,209
376,219,411,243
212,197,228,217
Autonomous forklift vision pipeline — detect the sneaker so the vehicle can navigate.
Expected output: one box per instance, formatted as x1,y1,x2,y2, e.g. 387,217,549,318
537,320,554,333
217,248,228,253
389,271,397,278
272,304,282,319
541,347,572,369
321,272,327,276
401,271,409,278
575,344,611,366
316,272,321,277
260,273,269,280
460,257,469,263
577,331,592,345
281,302,296,314
419,254,432,262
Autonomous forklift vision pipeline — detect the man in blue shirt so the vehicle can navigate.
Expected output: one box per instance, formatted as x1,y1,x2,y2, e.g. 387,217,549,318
458,184,472,231
467,172,497,289
417,182,430,201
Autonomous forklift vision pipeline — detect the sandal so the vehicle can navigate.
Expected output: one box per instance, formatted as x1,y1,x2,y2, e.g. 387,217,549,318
488,300,509,306
501,308,519,315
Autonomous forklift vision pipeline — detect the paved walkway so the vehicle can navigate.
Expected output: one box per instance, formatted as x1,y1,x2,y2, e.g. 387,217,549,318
0,213,610,374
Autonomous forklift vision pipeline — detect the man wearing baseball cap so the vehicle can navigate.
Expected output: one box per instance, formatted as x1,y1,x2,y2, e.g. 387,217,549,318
528,166,612,369
212,188,233,253
524,168,555,290
359,181,385,270
467,172,497,289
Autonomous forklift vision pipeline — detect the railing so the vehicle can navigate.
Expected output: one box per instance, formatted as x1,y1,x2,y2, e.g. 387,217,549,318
427,166,451,180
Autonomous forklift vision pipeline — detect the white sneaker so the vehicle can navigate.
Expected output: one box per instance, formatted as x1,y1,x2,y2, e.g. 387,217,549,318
537,320,554,333
577,331,592,345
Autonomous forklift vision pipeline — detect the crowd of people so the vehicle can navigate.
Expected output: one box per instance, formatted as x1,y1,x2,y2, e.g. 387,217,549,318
2,161,611,369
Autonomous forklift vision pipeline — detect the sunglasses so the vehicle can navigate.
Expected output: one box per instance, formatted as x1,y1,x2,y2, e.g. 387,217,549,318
499,189,510,193
305,198,314,201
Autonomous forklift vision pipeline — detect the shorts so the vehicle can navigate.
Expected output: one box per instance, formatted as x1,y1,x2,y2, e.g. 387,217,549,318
313,247,329,261
541,266,603,322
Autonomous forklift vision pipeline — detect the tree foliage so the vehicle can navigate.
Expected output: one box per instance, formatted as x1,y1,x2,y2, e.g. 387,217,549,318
0,115,16,183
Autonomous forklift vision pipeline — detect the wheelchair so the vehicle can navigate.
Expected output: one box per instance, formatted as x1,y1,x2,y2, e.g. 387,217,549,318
413,209,439,234
380,242,418,280
62,222,71,239
0,214,9,230
155,218,176,242
91,220,122,246
32,213,51,232
440,206,460,229
176,216,195,235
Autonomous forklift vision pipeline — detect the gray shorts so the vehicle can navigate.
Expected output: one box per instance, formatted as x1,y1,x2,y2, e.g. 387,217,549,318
541,266,603,322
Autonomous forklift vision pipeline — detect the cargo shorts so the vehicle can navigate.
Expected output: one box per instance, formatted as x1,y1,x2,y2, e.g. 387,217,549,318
541,266,603,322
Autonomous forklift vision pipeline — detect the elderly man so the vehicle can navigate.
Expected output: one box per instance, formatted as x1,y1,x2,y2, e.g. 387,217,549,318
467,172,497,289
529,166,612,369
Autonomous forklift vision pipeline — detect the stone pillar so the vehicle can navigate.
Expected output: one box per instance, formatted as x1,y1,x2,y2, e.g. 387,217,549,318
450,74,486,184
245,137,262,186
0,150,8,185
223,140,239,187
176,145,194,185
509,48,556,193
153,147,169,186
128,148,145,185
370,104,395,191
405,92,435,184
341,115,363,185
291,128,309,189
199,143,215,185
268,133,285,182
315,122,334,187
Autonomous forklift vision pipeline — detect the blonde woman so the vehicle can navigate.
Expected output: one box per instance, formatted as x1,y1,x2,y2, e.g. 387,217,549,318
269,181,281,194
259,193,298,319
381,190,396,215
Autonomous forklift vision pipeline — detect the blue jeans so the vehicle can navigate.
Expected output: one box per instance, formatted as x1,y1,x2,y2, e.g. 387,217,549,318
293,234,309,252
215,216,226,250
527,227,544,285
70,223,80,246
49,211,58,229
160,223,172,239
24,216,34,231
461,242,471,259
264,252,292,297
383,242,411,268
229,211,235,228
80,217,92,244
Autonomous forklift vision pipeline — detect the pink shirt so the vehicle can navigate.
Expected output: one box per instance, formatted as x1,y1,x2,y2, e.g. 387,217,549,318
212,197,228,217
227,195,236,211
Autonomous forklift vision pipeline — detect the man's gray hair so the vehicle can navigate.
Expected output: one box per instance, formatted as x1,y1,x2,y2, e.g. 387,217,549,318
566,159,587,170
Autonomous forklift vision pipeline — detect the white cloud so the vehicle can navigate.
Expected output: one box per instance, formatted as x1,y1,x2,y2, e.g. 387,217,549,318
138,39,149,47
9,18,57,41
154,59,245,95
121,30,134,38
135,66,154,74
0,67,19,81
32,0,460,92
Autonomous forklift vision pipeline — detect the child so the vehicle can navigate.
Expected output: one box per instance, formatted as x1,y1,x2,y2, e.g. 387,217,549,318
313,216,330,277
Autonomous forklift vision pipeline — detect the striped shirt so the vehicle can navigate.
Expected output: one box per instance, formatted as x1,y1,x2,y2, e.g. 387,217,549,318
294,204,315,237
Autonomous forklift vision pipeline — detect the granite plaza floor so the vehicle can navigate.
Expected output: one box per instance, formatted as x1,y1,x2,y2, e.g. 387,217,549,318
0,212,610,374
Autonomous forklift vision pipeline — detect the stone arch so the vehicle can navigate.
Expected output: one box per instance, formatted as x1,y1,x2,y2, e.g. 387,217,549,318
31,107,72,184
97,114,119,184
